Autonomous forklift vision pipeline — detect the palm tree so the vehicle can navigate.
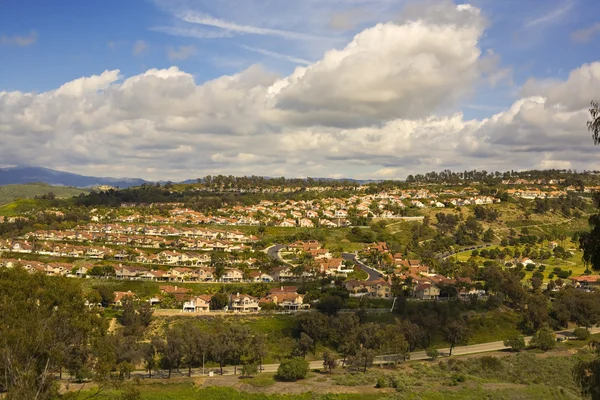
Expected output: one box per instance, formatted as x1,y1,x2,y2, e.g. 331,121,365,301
589,101,600,145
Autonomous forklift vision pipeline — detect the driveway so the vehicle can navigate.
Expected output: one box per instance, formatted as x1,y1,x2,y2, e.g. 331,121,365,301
342,252,382,282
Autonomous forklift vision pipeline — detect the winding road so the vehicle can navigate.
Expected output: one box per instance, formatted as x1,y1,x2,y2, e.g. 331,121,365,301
265,244,380,282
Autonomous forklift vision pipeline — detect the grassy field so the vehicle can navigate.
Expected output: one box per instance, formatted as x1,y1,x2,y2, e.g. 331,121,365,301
80,278,279,299
0,183,88,206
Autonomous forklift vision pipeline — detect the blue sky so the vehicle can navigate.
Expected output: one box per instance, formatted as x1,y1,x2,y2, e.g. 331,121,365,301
0,0,599,180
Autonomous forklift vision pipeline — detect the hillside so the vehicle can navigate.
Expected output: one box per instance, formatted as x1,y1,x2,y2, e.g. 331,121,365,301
0,166,148,188
0,183,89,205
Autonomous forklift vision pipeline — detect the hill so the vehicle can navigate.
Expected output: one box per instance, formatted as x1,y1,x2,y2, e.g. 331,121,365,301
0,183,90,205
0,166,148,188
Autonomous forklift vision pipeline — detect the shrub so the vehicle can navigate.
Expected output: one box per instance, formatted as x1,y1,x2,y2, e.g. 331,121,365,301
525,264,535,271
479,356,503,371
573,327,590,340
375,377,389,388
504,334,525,351
426,348,439,360
529,328,556,351
276,357,309,381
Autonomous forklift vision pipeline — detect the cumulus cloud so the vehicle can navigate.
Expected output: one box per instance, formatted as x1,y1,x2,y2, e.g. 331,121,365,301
0,2,596,180
269,3,486,127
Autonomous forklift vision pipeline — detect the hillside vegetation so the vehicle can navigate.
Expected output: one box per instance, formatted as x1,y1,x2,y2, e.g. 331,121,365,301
0,183,88,206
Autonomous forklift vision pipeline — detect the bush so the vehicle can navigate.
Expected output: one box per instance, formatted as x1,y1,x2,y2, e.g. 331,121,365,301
504,334,525,351
426,348,439,360
479,356,503,371
375,377,389,388
529,328,556,351
276,357,309,381
525,264,535,271
573,327,590,340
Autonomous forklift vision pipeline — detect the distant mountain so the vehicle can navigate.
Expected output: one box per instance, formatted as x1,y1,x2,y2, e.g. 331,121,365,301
0,166,148,189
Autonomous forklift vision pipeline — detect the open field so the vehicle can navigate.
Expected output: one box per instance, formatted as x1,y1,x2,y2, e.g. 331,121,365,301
0,183,88,206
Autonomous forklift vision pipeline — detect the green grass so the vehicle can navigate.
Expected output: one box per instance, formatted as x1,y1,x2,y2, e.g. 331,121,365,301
76,385,386,400
241,373,277,388
0,183,88,206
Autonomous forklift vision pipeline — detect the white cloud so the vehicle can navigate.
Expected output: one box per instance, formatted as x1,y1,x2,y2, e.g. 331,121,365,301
177,11,327,40
571,23,600,43
133,40,148,55
524,0,573,28
0,31,37,46
167,45,197,61
240,46,311,65
268,3,486,126
0,2,596,181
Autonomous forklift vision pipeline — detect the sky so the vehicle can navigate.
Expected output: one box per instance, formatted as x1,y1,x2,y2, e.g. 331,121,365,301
1,0,600,181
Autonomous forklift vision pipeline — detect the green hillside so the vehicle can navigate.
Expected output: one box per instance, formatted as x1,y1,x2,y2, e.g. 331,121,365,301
0,183,89,206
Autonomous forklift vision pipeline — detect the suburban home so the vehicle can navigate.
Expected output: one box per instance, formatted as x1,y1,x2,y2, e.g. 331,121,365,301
261,290,308,310
182,295,212,312
230,293,261,313
572,275,600,288
248,271,274,283
413,283,441,300
113,290,136,307
115,265,148,279
221,268,243,282
345,279,392,298
159,285,192,301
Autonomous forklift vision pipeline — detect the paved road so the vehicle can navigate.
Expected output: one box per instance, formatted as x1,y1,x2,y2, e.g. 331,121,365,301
342,252,382,282
265,244,290,265
265,245,381,282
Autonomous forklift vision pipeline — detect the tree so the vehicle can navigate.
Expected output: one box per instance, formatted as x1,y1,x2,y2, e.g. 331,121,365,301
322,350,338,373
316,295,345,316
210,292,229,311
227,325,250,375
443,319,470,356
573,341,600,399
210,330,231,375
529,327,556,351
296,332,315,358
157,329,184,379
581,193,600,271
180,322,209,377
588,100,600,145
503,334,525,352
426,348,439,360
248,334,268,372
276,357,309,381
347,348,375,373
241,362,258,377
0,267,104,399
574,327,591,341
142,339,160,379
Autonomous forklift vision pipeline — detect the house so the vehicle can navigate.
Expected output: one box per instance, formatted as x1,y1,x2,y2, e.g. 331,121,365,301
115,265,148,279
159,285,192,301
345,279,392,298
221,268,243,282
113,290,136,307
262,292,308,310
572,275,600,287
182,295,212,312
299,218,314,228
248,271,274,283
413,283,440,300
230,293,261,313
